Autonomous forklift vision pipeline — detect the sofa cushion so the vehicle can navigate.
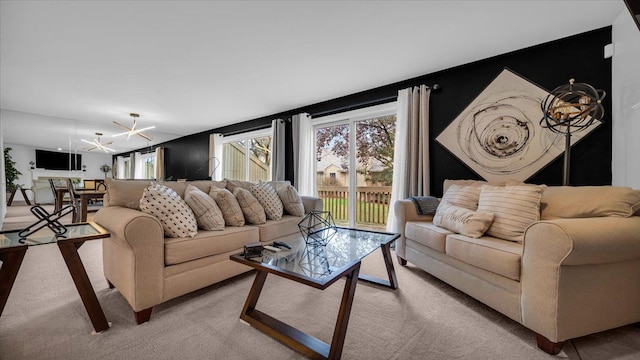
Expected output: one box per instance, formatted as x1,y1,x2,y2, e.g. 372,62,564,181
251,181,283,220
233,188,266,225
105,178,151,209
257,215,302,243
540,186,640,219
165,227,259,265
433,201,494,238
445,234,522,281
275,184,305,216
439,184,482,210
405,221,452,253
139,183,198,238
477,184,545,242
184,184,225,231
209,188,245,226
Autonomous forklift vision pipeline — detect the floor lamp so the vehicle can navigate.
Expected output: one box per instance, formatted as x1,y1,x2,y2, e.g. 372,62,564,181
540,79,606,186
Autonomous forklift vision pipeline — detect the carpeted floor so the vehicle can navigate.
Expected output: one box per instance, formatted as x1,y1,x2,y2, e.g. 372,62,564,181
1,206,640,359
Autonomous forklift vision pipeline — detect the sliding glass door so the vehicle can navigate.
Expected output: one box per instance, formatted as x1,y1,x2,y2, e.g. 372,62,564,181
314,104,396,230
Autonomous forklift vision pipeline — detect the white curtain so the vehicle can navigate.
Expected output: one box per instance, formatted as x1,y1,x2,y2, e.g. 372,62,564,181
209,133,223,180
116,156,125,179
294,113,314,195
154,147,165,180
271,119,286,181
386,85,431,233
291,114,301,189
133,152,144,179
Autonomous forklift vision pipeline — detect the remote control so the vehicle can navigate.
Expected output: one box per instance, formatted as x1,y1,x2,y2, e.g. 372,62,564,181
263,245,282,252
273,241,292,249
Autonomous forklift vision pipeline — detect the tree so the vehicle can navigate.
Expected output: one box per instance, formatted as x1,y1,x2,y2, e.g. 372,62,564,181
248,136,271,165
4,147,23,192
316,116,396,185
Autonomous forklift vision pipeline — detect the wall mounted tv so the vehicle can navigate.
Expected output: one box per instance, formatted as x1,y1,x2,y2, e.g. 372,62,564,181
35,149,82,170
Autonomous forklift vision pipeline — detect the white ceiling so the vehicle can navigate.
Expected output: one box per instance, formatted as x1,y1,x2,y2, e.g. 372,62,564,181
0,0,625,154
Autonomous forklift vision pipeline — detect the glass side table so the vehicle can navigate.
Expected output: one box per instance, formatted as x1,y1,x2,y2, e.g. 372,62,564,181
0,222,111,333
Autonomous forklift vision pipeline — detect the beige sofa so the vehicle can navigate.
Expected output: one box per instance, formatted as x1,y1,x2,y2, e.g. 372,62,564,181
394,180,640,354
94,179,322,324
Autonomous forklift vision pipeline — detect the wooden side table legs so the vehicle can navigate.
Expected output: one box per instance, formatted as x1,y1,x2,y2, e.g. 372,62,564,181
58,241,110,333
0,246,28,317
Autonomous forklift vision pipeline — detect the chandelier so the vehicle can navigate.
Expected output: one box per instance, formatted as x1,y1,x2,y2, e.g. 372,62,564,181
113,113,155,141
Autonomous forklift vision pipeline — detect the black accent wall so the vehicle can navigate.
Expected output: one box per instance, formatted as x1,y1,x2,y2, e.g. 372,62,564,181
128,27,612,195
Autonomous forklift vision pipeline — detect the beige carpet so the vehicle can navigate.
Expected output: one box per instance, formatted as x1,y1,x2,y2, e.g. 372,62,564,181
1,210,640,359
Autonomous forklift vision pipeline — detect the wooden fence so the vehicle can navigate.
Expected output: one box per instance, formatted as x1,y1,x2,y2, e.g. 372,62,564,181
316,186,392,226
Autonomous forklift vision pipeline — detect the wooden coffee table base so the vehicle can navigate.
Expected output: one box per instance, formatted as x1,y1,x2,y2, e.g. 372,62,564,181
239,262,361,360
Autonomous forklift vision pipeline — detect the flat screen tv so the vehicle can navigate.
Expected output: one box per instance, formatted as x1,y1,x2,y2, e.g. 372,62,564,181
35,149,82,170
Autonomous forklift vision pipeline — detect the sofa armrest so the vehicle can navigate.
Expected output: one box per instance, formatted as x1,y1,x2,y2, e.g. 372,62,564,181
524,217,640,266
394,199,435,260
301,196,323,213
94,206,165,311
521,216,640,342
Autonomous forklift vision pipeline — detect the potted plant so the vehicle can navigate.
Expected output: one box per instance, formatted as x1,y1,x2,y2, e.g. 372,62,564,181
4,147,23,193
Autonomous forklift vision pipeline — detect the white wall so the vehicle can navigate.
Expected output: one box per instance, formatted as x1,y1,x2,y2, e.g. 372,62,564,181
4,143,113,202
612,9,640,189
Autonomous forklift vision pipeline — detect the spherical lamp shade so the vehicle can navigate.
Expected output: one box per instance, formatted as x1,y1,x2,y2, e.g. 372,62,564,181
540,79,605,185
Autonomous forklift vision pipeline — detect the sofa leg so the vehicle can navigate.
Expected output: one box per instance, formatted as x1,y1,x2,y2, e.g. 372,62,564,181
135,307,153,324
106,280,115,289
535,333,565,355
397,255,407,266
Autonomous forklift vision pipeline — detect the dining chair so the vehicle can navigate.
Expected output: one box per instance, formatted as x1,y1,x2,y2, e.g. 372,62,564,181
65,178,81,223
49,178,71,212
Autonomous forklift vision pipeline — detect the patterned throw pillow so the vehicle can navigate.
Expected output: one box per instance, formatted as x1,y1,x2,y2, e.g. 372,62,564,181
438,184,482,211
139,183,198,238
477,184,546,242
274,184,304,216
251,181,283,220
433,201,494,238
209,188,245,227
233,188,266,224
184,184,225,231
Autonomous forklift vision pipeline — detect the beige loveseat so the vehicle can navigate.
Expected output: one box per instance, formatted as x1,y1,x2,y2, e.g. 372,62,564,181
394,180,640,354
94,179,322,324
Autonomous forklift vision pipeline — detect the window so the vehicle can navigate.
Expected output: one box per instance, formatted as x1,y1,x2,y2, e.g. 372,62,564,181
222,128,272,182
135,152,156,179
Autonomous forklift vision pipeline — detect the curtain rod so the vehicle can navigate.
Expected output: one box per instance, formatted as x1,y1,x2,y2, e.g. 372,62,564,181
310,84,440,119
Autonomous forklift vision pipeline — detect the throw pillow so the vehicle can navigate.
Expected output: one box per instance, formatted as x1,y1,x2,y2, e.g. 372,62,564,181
233,188,266,225
477,184,546,242
184,184,225,231
439,184,482,210
250,181,283,220
225,179,254,192
275,184,305,216
209,188,245,227
139,183,198,238
433,201,494,238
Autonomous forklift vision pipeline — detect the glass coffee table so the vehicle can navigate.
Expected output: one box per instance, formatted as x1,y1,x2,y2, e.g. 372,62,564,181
0,222,111,333
230,227,399,360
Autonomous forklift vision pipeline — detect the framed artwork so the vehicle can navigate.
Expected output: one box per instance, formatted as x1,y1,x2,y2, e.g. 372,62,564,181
435,68,601,183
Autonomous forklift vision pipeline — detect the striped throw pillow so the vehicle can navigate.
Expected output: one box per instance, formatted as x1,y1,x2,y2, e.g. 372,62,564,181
439,184,482,210
275,184,305,216
184,184,225,231
477,184,546,242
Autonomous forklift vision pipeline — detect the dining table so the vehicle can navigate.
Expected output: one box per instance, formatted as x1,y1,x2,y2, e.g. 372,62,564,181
55,188,106,222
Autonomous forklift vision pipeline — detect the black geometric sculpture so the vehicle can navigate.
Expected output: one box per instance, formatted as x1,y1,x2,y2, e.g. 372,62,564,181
18,205,75,241
298,211,337,246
